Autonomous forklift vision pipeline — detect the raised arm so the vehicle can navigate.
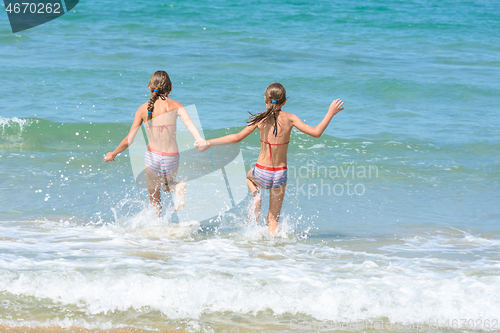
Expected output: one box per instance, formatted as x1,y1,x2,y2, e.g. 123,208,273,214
291,99,343,138
104,108,143,162
178,106,204,142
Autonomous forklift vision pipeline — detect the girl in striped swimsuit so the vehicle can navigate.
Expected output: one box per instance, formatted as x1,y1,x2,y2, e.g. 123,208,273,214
104,71,206,216
200,82,343,235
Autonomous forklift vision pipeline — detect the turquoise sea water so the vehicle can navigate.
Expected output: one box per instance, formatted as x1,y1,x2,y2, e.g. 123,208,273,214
1,0,499,332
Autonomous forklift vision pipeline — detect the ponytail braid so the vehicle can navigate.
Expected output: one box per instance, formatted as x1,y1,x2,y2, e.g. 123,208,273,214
146,71,172,122
147,89,160,122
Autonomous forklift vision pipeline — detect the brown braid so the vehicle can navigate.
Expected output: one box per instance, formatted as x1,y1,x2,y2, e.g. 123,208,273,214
147,71,172,122
247,82,287,136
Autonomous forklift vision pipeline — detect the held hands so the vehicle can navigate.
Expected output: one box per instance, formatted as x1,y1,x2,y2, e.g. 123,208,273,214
195,139,210,152
104,152,115,162
329,99,344,115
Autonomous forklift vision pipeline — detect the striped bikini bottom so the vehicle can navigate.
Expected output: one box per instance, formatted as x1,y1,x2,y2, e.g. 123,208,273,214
145,147,180,178
252,164,288,189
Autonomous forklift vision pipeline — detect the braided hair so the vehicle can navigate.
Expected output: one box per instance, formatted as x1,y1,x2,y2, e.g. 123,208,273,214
247,82,287,137
147,71,172,122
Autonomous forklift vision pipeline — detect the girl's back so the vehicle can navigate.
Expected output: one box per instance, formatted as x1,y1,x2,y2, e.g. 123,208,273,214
143,98,183,154
257,111,293,167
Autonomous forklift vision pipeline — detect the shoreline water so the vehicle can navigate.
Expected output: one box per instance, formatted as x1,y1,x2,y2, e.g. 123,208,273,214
0,326,192,333
0,218,499,332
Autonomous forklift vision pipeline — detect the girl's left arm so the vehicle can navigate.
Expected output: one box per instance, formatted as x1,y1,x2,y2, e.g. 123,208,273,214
104,108,143,162
178,106,204,143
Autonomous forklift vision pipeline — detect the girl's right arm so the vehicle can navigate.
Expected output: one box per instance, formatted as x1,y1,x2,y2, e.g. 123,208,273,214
199,124,258,151
290,99,343,138
104,108,143,162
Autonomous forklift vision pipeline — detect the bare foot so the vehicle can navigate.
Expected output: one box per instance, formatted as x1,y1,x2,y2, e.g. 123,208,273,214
174,181,186,211
248,191,261,221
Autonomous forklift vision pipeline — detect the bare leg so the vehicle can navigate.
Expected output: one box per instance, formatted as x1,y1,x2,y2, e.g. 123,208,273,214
268,182,286,236
161,169,178,193
160,170,184,211
174,181,186,211
246,168,261,220
145,166,163,216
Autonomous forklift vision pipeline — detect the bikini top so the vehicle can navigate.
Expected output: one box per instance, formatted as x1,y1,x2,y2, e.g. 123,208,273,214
149,124,175,133
261,140,289,161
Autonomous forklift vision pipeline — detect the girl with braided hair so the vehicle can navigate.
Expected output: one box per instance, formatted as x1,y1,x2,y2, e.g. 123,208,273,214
104,71,206,216
200,82,344,235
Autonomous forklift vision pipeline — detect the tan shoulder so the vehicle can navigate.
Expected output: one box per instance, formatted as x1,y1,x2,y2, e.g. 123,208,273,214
168,98,184,110
137,102,148,115
280,110,296,116
279,111,297,122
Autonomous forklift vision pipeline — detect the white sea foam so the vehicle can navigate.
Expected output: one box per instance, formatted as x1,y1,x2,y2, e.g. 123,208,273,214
1,256,499,323
0,318,119,330
0,219,499,328
0,117,34,132
107,209,201,239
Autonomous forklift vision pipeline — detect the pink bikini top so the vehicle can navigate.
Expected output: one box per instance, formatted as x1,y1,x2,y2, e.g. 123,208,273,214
261,140,289,161
149,124,175,133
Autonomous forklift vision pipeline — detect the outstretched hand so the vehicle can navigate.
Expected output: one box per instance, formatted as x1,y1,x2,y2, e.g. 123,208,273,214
104,152,115,162
329,99,344,114
195,139,209,152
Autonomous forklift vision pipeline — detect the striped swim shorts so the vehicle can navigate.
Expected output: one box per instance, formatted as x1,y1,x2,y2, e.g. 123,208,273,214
252,163,288,189
145,147,180,178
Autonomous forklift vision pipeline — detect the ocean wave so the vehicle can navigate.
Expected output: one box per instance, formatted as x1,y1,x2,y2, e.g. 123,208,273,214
1,257,499,323
0,117,36,132
1,220,499,327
